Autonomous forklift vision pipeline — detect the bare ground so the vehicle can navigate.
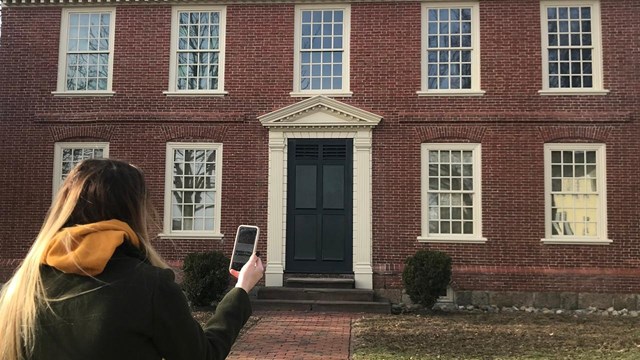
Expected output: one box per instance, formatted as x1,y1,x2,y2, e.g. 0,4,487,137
350,311,640,360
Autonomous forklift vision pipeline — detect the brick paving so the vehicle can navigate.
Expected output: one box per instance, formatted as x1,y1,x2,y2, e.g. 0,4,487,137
227,311,355,360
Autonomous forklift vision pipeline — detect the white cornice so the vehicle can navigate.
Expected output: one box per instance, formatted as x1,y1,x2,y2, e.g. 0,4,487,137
259,95,382,129
2,0,411,7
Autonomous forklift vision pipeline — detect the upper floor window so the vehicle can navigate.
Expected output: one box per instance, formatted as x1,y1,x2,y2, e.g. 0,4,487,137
543,144,610,244
53,142,109,193
161,143,223,239
166,6,227,96
419,143,486,243
419,2,484,96
54,8,116,96
292,4,351,97
540,1,608,95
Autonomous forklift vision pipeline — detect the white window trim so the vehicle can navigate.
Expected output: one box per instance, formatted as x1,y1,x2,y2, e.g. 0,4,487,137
437,286,455,304
160,142,224,240
417,2,485,97
542,143,610,245
165,5,228,97
52,142,109,195
291,4,352,97
419,143,486,244
539,0,608,96
53,8,116,96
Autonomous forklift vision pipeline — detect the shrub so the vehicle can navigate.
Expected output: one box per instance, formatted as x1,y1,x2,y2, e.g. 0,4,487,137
402,250,452,309
182,251,230,307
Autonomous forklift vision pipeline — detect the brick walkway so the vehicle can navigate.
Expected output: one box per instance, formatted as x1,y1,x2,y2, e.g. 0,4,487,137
227,311,355,360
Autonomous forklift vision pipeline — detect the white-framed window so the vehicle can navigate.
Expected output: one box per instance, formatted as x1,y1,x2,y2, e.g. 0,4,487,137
543,144,610,245
54,8,116,96
292,4,351,97
418,2,484,96
539,1,608,95
161,143,223,239
53,142,109,193
165,6,227,96
419,143,485,243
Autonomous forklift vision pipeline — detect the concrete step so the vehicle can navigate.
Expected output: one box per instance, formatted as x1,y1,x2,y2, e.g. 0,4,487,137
251,298,391,313
285,277,355,289
258,287,375,302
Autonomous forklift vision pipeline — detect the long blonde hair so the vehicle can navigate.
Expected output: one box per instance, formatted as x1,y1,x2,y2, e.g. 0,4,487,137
0,159,170,360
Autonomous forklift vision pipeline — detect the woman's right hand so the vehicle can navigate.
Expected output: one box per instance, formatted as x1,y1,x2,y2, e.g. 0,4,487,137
230,254,264,294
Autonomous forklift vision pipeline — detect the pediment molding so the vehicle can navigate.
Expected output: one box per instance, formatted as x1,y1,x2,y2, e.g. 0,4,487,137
259,96,382,129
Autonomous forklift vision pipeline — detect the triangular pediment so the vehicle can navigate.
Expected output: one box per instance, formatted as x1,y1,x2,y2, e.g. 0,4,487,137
259,96,382,129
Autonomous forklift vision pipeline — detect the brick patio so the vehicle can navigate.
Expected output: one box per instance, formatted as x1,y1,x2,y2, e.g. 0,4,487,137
227,311,355,360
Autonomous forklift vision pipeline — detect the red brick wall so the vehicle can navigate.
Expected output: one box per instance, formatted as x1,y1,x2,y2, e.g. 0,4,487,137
1,1,638,293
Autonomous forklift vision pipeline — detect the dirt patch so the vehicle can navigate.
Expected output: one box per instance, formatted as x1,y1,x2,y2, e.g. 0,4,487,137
351,311,640,359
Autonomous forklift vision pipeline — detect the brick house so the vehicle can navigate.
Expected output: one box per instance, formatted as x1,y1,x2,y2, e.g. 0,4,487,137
0,0,638,309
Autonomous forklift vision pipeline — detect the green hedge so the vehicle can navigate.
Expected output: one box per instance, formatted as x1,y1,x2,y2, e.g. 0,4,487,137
182,251,230,307
402,250,452,309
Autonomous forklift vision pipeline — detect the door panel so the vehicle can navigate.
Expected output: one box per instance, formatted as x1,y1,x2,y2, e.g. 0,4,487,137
286,139,353,273
323,165,344,209
322,215,345,261
295,165,317,209
294,214,317,260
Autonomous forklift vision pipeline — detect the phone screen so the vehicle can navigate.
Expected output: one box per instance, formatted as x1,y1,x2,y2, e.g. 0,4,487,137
230,226,258,271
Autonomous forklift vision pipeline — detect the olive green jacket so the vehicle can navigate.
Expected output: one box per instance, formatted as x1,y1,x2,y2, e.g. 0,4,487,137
33,245,251,360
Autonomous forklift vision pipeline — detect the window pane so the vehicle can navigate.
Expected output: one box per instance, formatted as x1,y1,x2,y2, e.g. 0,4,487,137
545,6,594,89
175,11,221,91
169,146,218,232
548,147,601,238
58,144,107,182
299,8,345,91
425,4,475,94
426,147,477,236
65,11,112,91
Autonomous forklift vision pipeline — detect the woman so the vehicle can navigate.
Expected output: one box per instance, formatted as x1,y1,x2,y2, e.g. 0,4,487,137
0,159,264,360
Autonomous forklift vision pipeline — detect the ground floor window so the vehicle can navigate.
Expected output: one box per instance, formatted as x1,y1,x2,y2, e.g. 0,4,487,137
419,143,485,243
53,142,109,193
543,143,609,244
162,142,223,239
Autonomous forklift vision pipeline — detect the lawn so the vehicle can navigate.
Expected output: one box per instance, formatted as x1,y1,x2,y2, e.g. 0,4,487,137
350,311,640,360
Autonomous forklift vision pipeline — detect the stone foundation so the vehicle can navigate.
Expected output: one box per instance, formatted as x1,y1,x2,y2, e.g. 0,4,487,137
455,291,640,310
375,289,640,311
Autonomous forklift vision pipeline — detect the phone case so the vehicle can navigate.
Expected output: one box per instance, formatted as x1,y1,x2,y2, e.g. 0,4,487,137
229,225,259,272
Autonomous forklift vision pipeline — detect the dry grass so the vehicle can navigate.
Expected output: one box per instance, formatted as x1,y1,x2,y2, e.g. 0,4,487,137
351,311,640,360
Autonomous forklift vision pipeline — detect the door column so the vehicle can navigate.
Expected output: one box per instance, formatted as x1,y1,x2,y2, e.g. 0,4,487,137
353,131,373,289
265,134,285,287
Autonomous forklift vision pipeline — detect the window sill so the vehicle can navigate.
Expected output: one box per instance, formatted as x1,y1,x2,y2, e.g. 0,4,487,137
158,233,224,240
541,238,612,245
52,91,115,97
538,89,609,96
416,90,486,97
163,91,228,97
290,91,353,98
417,236,487,244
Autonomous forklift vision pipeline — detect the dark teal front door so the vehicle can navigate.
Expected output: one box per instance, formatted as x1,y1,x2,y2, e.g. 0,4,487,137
286,139,353,273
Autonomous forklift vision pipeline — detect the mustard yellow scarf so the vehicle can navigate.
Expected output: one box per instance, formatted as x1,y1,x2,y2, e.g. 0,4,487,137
42,219,140,276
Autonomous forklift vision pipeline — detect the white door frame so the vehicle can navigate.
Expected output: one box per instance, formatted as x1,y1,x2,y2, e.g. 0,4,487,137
259,96,382,289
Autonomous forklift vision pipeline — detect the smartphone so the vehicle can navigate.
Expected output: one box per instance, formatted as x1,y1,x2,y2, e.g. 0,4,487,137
229,225,259,272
